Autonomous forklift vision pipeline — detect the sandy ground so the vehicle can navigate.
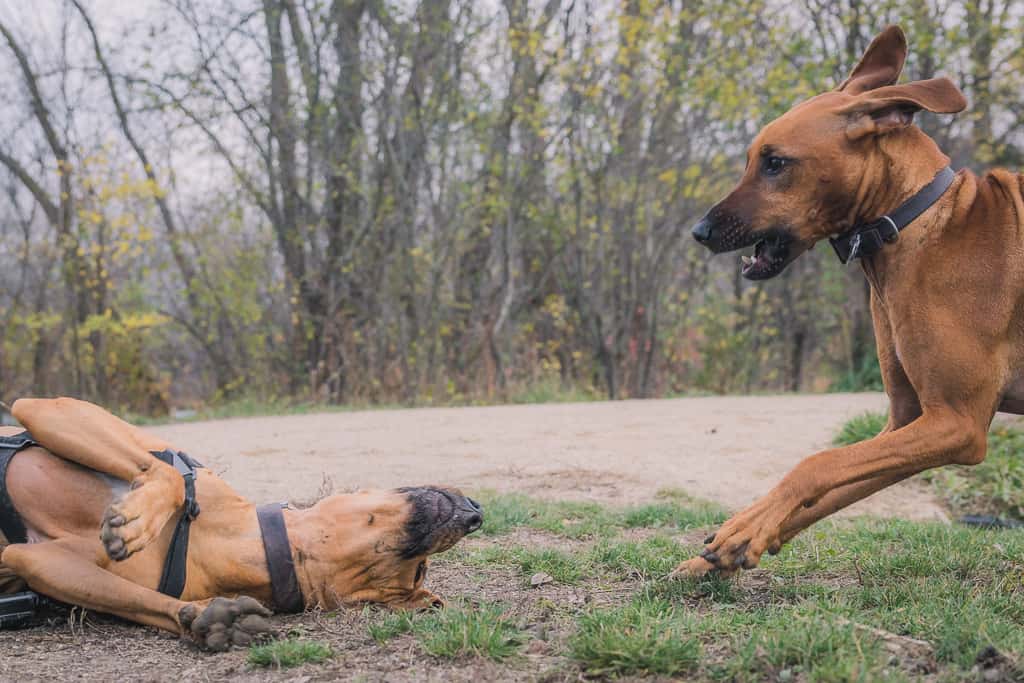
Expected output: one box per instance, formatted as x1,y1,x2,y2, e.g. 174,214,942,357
149,392,946,521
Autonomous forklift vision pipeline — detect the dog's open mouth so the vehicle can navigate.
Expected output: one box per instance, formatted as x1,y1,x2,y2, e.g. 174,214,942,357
740,233,793,280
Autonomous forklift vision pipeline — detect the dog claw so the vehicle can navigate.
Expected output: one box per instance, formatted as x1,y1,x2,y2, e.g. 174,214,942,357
700,549,720,564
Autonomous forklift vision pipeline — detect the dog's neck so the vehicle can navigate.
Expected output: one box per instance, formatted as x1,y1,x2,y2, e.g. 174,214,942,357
846,129,955,291
848,128,951,229
273,504,369,611
277,506,324,609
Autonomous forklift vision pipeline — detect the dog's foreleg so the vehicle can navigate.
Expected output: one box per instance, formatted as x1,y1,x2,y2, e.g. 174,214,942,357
777,470,912,544
674,406,988,577
0,538,273,650
12,397,174,480
12,397,185,561
1,537,185,633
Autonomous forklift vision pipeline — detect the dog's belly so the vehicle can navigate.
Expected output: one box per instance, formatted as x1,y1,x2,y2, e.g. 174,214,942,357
6,447,117,542
999,375,1024,414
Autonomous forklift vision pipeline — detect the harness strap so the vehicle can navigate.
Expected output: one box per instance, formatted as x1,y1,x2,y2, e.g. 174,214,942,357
831,166,957,264
150,449,203,598
0,432,37,545
256,503,304,613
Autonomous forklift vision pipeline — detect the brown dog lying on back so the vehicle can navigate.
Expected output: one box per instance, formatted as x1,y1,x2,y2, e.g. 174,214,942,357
0,397,482,649
679,25,1024,577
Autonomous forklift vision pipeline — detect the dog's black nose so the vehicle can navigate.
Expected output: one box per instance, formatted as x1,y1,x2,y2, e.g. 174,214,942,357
691,217,713,243
462,497,483,532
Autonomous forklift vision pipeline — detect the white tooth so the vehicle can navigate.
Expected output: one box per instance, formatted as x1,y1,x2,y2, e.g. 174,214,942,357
741,255,754,266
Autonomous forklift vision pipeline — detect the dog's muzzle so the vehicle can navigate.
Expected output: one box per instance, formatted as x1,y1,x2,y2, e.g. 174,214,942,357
398,487,483,557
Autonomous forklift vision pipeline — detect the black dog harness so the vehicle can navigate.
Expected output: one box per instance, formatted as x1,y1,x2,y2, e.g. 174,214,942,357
149,449,203,597
256,503,305,613
0,432,38,544
830,166,957,264
0,435,202,597
1,436,303,611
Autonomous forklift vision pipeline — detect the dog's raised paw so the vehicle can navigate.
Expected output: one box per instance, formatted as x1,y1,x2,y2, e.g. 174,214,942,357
99,470,184,561
181,596,273,652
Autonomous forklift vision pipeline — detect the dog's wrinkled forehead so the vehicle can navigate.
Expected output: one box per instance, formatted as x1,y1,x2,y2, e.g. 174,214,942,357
751,93,851,154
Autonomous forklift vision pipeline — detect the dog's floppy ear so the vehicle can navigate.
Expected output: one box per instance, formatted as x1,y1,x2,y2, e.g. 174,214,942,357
836,25,907,95
842,77,967,140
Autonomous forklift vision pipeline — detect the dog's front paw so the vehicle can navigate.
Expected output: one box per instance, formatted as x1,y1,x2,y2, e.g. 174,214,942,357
100,467,184,560
695,503,784,573
179,596,273,652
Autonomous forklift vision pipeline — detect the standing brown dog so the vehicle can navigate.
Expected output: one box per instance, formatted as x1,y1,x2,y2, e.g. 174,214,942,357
0,397,482,649
678,25,1019,577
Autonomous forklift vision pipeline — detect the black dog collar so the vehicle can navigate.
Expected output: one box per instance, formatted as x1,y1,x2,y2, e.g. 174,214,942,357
256,502,305,613
830,166,956,264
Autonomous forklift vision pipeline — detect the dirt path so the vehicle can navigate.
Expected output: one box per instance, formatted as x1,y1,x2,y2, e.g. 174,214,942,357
150,392,946,521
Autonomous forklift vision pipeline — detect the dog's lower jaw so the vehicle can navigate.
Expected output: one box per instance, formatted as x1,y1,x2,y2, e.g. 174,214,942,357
739,235,805,280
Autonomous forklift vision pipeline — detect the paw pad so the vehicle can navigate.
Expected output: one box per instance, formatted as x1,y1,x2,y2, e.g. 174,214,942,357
183,596,273,652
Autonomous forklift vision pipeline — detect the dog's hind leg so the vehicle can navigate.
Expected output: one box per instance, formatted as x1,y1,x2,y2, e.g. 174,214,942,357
0,537,272,650
11,397,184,561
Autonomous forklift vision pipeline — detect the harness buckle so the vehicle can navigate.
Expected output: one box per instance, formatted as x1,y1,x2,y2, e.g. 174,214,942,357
170,451,201,520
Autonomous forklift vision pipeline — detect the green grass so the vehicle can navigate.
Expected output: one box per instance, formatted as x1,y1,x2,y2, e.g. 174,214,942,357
414,602,526,660
474,492,617,538
367,602,525,660
622,500,728,529
832,410,887,446
569,598,702,677
829,355,885,393
588,535,685,579
453,490,1024,680
927,423,1024,522
506,378,599,405
460,545,587,584
744,609,892,683
473,489,728,538
834,411,1024,522
247,638,333,668
367,609,416,643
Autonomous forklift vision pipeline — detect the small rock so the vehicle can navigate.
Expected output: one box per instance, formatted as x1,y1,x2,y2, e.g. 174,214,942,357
530,572,554,587
526,640,549,655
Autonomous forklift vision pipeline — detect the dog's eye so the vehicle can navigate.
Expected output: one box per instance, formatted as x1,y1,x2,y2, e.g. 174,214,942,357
762,156,788,176
414,562,427,584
